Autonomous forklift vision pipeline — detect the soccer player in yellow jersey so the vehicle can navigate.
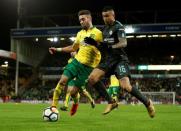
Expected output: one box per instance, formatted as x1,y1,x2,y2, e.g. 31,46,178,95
49,10,104,116
107,75,120,103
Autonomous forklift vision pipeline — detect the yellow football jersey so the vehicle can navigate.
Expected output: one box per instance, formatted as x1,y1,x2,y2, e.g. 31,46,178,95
73,27,102,68
110,75,120,87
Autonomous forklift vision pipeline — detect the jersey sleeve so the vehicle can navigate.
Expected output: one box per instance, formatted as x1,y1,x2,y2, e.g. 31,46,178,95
117,25,126,38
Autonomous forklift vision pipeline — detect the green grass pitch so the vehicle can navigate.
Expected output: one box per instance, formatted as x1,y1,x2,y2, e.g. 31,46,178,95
0,103,181,131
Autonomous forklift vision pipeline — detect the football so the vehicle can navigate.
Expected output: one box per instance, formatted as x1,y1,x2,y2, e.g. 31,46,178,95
42,107,59,122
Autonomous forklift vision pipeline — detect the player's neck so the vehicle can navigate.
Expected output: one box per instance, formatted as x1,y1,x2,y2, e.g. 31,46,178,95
85,24,93,31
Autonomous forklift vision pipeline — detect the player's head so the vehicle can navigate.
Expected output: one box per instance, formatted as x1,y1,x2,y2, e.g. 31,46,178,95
102,6,115,25
78,10,92,30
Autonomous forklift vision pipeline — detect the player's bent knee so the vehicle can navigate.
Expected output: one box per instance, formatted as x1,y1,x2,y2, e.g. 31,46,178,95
71,92,79,98
88,73,102,85
121,82,132,92
67,87,72,93
59,78,68,87
119,77,132,92
88,76,98,85
123,85,132,92
59,81,66,87
70,87,79,95
59,75,68,84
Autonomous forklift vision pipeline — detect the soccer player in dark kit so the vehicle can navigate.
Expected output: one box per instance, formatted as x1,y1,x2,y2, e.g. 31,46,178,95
84,6,155,117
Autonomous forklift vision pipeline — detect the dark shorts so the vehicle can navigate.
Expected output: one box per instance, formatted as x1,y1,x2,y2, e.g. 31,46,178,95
98,57,131,79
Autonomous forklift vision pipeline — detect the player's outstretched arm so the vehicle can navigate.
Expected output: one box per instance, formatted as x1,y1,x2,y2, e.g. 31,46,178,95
49,45,77,54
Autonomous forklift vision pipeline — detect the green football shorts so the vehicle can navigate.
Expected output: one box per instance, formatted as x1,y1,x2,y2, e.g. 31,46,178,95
107,86,120,96
63,59,93,90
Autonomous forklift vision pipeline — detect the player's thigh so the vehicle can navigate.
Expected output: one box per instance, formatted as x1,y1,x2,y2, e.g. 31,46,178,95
63,59,80,82
119,77,132,92
72,64,93,89
68,78,86,96
67,80,79,95
115,62,132,91
88,68,105,84
75,75,89,91
69,86,79,96
115,61,131,79
67,79,76,87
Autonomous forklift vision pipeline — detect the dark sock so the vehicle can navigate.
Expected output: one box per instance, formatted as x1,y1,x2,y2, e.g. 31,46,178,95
94,81,113,103
130,86,149,107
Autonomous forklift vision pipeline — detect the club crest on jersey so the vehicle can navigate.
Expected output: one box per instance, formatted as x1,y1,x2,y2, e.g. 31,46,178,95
90,34,95,39
109,30,113,35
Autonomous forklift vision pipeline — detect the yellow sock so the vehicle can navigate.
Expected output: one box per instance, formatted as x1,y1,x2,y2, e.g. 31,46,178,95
52,83,62,107
83,89,93,102
64,92,71,108
77,93,80,100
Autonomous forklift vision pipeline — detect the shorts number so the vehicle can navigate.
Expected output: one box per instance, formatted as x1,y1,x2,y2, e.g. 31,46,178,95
119,65,126,73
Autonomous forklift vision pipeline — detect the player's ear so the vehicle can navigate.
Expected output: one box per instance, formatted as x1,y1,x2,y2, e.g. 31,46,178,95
88,15,92,21
112,11,115,18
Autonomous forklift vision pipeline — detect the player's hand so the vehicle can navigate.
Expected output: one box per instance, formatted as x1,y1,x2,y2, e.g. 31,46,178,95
49,47,57,54
84,37,98,46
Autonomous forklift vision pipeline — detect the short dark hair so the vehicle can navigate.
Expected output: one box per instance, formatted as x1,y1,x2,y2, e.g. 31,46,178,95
78,10,91,16
102,6,114,12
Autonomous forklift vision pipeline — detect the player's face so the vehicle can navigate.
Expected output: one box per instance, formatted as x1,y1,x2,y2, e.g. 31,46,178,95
102,10,115,25
79,15,91,29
